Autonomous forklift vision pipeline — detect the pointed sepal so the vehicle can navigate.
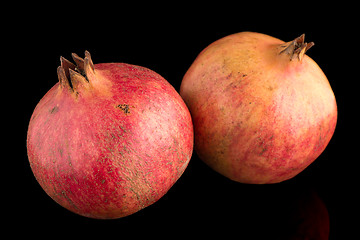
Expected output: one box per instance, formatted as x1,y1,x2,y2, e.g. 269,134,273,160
69,68,90,93
71,53,85,73
57,66,73,92
84,50,95,76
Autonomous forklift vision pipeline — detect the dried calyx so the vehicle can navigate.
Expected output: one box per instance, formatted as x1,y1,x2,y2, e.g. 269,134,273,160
279,34,314,61
57,51,95,92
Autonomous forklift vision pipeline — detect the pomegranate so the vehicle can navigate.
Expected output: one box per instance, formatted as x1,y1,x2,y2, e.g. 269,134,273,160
27,51,193,218
180,32,337,184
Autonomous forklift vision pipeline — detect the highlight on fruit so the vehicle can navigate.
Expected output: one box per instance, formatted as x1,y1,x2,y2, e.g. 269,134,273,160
180,32,337,184
27,51,194,219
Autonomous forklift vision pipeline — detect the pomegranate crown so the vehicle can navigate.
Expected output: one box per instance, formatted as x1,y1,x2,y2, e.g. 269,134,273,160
57,50,95,93
279,34,314,61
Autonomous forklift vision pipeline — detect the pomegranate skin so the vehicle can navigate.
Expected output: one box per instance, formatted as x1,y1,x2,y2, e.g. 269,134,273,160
180,32,337,184
27,52,193,219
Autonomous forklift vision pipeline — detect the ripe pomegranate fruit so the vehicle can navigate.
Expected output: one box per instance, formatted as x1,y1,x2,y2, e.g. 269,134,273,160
180,32,337,184
27,51,193,218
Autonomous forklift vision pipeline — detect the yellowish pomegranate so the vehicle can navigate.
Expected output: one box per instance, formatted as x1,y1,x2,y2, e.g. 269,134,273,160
180,32,337,184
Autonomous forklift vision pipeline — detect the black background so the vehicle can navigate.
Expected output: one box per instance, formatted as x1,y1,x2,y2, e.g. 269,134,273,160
9,2,357,239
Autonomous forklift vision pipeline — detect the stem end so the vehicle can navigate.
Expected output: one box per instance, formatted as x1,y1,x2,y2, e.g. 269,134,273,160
279,34,314,61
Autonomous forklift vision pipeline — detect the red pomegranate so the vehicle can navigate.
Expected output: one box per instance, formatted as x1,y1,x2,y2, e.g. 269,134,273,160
27,51,193,218
180,32,337,184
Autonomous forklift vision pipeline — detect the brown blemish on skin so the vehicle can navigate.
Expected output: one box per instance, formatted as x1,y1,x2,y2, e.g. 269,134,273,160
226,73,232,79
116,104,132,114
49,106,59,114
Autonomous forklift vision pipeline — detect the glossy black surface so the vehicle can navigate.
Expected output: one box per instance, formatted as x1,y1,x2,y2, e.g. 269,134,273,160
11,3,356,239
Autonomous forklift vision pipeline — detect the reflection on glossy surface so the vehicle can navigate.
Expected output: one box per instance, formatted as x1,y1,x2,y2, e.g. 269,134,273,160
285,189,330,240
179,164,331,239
